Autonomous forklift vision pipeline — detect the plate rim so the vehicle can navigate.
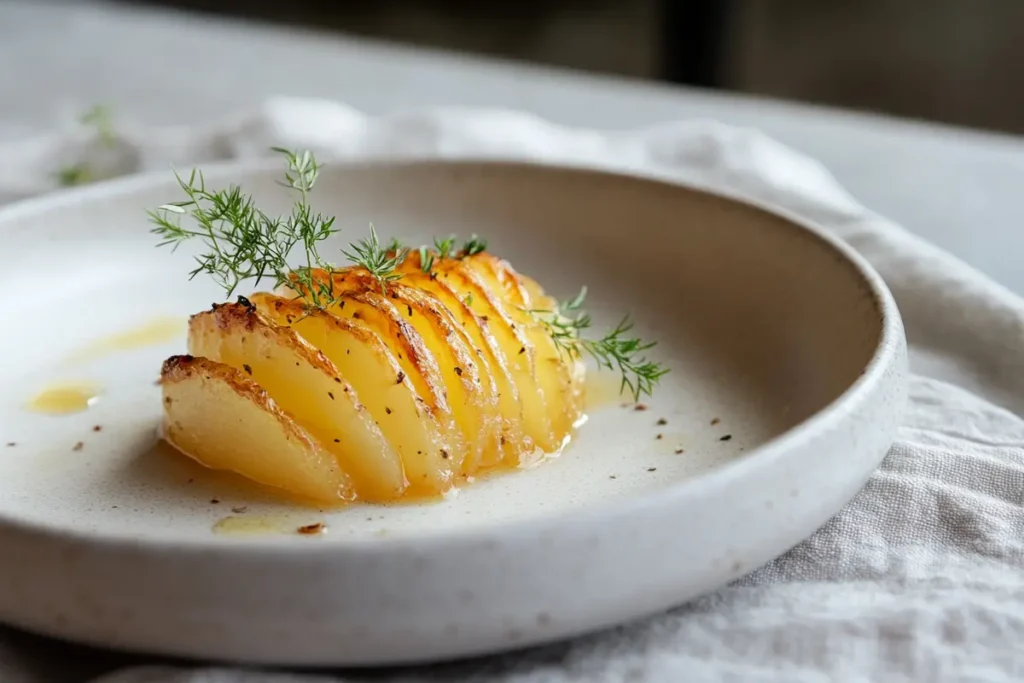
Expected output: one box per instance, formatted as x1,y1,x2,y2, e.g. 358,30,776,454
0,157,907,556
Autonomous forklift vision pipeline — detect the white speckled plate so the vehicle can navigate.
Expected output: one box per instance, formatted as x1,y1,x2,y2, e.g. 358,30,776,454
0,160,906,666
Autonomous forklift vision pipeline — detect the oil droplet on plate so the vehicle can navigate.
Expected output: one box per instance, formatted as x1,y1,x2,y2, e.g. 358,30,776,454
212,514,327,537
26,382,102,415
70,316,186,361
212,515,296,536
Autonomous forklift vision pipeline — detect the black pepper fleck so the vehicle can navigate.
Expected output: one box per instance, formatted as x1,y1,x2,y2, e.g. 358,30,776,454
675,448,685,454
720,434,733,442
441,449,450,459
72,441,84,451
328,392,335,400
396,371,405,384
711,417,721,426
210,498,220,504
334,438,341,443
634,404,649,411
242,364,252,375
5,442,15,447
385,407,392,415
407,305,413,316
454,367,463,376
647,467,657,472
656,433,663,440
656,418,667,426
518,347,525,355
334,377,342,383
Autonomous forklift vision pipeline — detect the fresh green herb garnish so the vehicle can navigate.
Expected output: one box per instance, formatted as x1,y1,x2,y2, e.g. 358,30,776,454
434,236,457,259
150,148,667,398
56,104,118,187
343,225,406,293
419,246,436,273
80,104,116,147
148,147,341,309
530,286,668,401
461,235,487,257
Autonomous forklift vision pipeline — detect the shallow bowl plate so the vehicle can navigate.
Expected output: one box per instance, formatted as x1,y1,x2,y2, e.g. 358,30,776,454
0,160,906,666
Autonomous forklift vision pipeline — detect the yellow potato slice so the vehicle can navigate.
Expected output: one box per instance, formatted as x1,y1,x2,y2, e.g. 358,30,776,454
188,302,406,502
326,272,502,473
251,293,457,495
421,258,560,453
464,255,585,437
160,355,355,504
393,269,532,468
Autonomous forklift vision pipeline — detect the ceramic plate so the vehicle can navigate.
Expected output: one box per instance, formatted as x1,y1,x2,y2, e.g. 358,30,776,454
0,160,906,666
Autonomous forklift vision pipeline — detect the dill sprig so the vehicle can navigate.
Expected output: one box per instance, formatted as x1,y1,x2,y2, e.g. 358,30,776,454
461,234,488,256
419,246,436,273
530,286,668,401
56,103,118,187
434,236,457,259
417,234,488,275
150,147,665,399
148,147,341,310
343,224,406,292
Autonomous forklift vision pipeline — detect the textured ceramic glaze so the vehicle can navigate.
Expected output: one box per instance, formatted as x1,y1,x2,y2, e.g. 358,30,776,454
0,160,907,666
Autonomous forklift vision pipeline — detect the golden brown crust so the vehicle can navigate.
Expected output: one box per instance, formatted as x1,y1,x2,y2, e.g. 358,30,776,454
160,354,323,453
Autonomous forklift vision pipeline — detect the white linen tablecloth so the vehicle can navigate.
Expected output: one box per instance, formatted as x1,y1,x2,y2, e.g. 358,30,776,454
1,98,1022,683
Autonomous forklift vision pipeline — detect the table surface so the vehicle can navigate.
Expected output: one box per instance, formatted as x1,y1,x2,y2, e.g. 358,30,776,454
2,0,1023,286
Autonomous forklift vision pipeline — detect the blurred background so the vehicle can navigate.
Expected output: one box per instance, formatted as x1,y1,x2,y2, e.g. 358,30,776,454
120,0,1024,135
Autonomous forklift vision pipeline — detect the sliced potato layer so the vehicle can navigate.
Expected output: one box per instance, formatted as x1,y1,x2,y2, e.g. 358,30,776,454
159,249,585,504
188,302,407,501
160,355,355,504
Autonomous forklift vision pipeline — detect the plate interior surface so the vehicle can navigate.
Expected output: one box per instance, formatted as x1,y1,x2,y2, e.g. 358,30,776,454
0,161,902,665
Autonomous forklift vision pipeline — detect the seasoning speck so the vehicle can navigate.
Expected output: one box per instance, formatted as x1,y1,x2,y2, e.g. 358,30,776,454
711,417,721,426
5,442,15,447
242,364,252,375
231,506,248,514
656,433,663,440
656,418,667,426
634,403,649,411
334,438,341,443
719,434,733,442
298,522,326,535
210,498,220,504
646,467,657,472
328,391,335,400
396,371,405,384
72,441,84,451
187,478,195,484
385,406,392,415
609,475,617,480
518,347,525,355
454,367,463,376
675,448,685,454
441,449,450,459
